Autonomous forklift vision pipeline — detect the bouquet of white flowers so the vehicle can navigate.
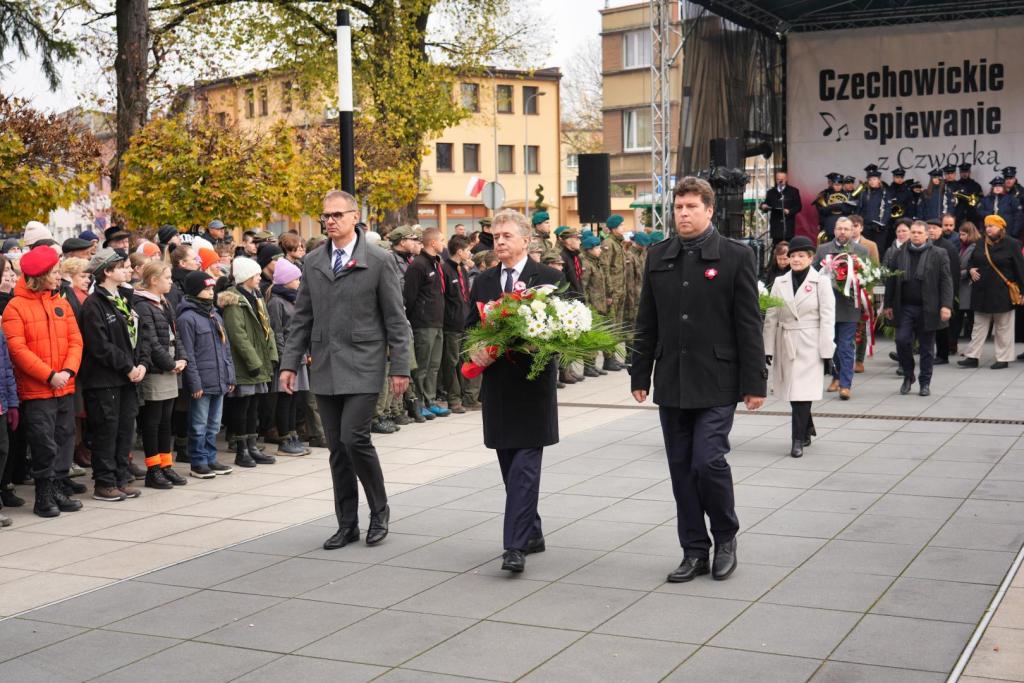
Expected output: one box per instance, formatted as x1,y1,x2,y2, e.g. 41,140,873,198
758,280,784,313
462,282,625,381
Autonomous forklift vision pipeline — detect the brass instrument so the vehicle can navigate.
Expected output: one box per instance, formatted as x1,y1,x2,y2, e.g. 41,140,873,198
891,204,905,218
849,182,866,199
827,192,848,206
953,192,979,207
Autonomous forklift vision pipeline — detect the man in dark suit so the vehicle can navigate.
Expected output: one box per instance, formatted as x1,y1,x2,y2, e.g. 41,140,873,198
466,209,565,573
631,177,767,584
761,169,802,245
280,190,411,551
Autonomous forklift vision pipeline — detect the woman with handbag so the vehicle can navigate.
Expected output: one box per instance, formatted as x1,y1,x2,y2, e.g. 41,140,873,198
958,214,1024,369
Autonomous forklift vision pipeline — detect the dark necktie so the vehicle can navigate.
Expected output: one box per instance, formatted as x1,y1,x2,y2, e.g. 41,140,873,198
435,260,446,294
503,267,515,293
456,266,468,301
333,249,345,275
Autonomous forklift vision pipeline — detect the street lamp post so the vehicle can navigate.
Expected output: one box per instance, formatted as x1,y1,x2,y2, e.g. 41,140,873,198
336,10,355,194
523,90,546,219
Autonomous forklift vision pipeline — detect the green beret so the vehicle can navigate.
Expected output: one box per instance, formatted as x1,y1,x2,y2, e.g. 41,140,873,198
581,234,601,250
531,210,549,226
633,232,650,247
606,214,624,229
649,231,665,243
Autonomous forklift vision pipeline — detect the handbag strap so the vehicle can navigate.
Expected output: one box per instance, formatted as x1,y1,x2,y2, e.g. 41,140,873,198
984,241,1014,287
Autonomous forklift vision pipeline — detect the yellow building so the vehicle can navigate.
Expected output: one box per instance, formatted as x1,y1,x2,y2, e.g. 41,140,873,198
419,68,562,233
601,2,683,196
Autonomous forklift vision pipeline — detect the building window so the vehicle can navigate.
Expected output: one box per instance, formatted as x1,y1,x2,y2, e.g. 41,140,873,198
498,144,514,173
258,86,269,116
567,179,578,194
523,86,540,115
525,145,539,174
459,83,479,112
463,143,480,173
216,112,228,127
623,108,652,151
496,84,513,113
566,153,579,168
281,81,293,113
245,88,255,119
436,142,454,172
623,29,652,69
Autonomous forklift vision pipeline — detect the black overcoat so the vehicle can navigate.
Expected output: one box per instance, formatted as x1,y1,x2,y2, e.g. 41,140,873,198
467,258,564,449
883,244,954,332
967,236,1024,313
630,229,767,409
764,185,802,241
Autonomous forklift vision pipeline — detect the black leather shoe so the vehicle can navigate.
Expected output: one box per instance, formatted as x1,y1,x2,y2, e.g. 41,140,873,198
323,525,360,550
889,351,899,362
524,536,546,555
957,357,979,368
501,549,525,573
712,538,737,581
933,357,949,365
919,385,931,396
896,367,904,376
666,556,710,583
991,361,1009,370
583,365,601,378
366,505,390,545
900,376,914,395
790,439,804,458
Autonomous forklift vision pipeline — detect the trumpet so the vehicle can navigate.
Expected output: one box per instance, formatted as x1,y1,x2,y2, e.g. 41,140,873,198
953,192,979,207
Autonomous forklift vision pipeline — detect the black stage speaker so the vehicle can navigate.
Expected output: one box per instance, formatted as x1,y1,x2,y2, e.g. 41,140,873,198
710,137,742,169
577,153,611,223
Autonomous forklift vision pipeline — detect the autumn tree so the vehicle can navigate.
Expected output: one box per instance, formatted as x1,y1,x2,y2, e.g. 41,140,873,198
0,93,100,228
561,36,603,155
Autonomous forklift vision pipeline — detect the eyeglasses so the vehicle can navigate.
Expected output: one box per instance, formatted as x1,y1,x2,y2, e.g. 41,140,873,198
320,210,357,223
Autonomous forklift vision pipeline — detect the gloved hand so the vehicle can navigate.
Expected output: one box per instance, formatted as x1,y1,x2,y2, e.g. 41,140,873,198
765,355,773,366
6,407,18,431
823,359,834,375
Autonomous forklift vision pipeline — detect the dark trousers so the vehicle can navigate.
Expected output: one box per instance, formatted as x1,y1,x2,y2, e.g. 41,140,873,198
441,330,472,406
139,398,175,458
934,325,950,361
791,401,814,441
85,386,138,488
258,391,276,435
316,393,386,529
896,304,936,385
22,395,75,482
276,390,298,435
496,447,543,551
0,416,9,495
225,394,259,436
3,420,27,487
659,404,740,559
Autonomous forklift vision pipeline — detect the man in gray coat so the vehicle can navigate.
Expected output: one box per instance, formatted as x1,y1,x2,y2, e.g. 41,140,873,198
814,217,870,400
280,190,411,550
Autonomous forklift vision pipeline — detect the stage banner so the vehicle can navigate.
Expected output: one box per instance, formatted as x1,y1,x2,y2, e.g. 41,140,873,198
786,16,1024,238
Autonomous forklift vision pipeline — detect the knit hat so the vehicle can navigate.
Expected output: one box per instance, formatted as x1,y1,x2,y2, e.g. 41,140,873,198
257,243,283,269
606,214,624,229
232,256,261,284
198,247,220,272
1,238,19,254
272,258,302,286
79,229,100,243
184,270,216,297
984,214,1007,230
23,221,54,247
191,236,213,254
531,211,549,226
86,247,126,274
19,246,60,277
157,224,179,244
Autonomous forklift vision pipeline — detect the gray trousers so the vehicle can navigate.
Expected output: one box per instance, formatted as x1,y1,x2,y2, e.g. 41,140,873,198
412,327,443,406
441,330,472,405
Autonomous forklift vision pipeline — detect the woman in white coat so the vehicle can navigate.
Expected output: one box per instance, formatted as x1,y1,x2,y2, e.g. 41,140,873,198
763,236,837,458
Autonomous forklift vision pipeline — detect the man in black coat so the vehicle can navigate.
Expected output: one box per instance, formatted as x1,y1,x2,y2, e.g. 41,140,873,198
630,177,767,584
761,170,802,245
466,209,564,574
884,221,953,396
556,226,584,299
926,219,960,364
404,227,450,418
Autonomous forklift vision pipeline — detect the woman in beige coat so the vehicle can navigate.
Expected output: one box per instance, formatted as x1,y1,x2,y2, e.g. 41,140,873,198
763,236,837,458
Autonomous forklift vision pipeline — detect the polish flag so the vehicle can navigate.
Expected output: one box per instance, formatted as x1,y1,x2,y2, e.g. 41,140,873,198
465,176,486,198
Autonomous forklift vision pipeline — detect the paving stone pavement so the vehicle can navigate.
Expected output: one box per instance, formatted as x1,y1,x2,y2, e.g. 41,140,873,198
1,340,1023,682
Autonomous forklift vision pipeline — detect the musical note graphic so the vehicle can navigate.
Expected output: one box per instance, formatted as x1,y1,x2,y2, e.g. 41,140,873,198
819,113,850,141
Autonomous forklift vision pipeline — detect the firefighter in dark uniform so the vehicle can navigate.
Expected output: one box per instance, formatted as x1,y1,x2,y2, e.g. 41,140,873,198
815,173,850,241
1003,166,1022,202
957,162,983,226
855,164,893,254
920,168,956,222
889,168,915,228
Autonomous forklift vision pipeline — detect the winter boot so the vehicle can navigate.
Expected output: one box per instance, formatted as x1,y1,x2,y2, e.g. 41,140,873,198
33,479,59,518
50,479,83,512
277,432,307,455
145,465,174,490
248,435,276,464
234,436,256,468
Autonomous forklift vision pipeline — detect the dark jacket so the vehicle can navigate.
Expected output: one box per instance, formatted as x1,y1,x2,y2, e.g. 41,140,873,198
630,229,767,409
561,247,584,299
764,184,803,241
813,240,871,323
79,286,148,390
267,289,297,362
467,259,564,449
979,193,1023,238
0,330,20,415
177,298,235,395
166,266,191,313
219,286,278,385
967,235,1024,313
403,251,445,329
931,237,959,298
883,243,954,332
471,230,495,254
59,281,85,322
132,291,185,374
441,257,470,333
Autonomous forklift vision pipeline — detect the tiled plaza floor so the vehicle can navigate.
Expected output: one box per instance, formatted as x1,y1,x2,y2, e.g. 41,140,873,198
1,340,1023,682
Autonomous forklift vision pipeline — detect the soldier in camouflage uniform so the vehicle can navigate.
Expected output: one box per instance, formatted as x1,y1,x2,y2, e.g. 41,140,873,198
581,232,609,376
599,214,628,370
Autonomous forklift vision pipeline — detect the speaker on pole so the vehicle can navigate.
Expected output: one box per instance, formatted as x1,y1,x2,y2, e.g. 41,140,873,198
577,153,611,223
